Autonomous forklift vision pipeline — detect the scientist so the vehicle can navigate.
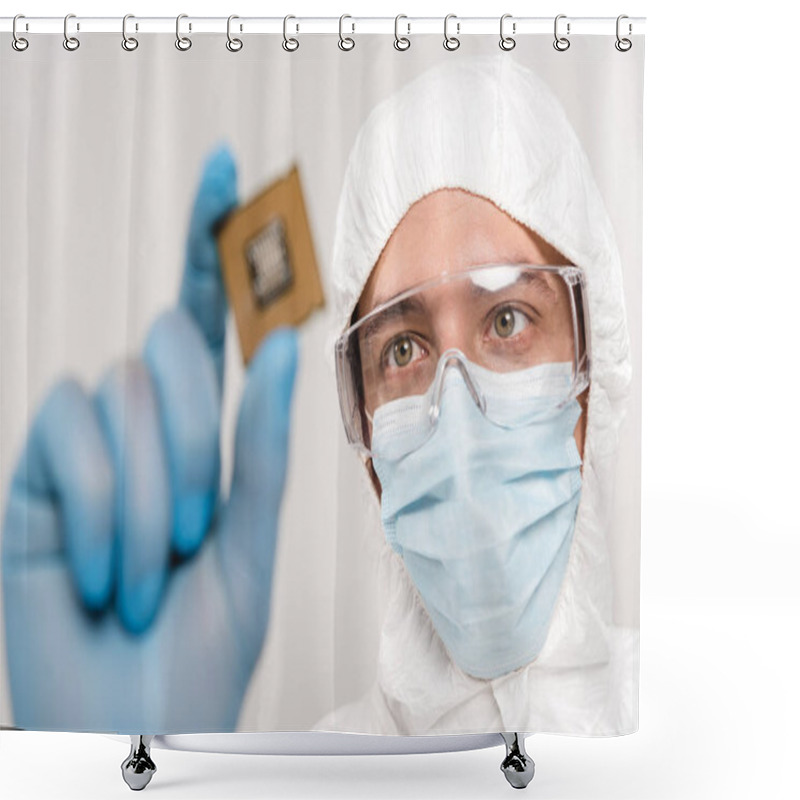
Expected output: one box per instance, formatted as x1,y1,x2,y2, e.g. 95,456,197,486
320,54,634,734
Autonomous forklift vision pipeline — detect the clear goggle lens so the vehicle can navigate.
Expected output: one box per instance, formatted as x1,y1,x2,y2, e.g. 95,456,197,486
335,264,590,460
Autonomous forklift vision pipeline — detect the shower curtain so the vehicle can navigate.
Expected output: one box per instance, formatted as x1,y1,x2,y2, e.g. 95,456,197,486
0,19,644,738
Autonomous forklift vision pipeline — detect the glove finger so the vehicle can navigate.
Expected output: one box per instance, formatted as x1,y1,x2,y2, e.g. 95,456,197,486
178,144,238,391
143,307,221,558
1,377,114,611
94,359,172,635
216,327,298,656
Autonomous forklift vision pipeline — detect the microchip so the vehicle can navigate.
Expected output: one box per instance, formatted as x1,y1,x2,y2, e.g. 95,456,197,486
215,164,325,364
245,218,294,307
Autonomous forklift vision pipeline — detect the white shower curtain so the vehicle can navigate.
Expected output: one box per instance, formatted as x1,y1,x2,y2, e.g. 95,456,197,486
0,24,643,736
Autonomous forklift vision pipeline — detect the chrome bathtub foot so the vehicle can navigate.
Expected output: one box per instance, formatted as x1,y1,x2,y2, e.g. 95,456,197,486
500,732,535,789
121,735,156,790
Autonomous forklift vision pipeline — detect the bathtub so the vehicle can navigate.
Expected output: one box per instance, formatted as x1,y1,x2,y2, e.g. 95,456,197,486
103,731,534,790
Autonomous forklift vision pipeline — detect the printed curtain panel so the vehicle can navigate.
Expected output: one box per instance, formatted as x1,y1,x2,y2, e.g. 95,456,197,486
1,22,643,739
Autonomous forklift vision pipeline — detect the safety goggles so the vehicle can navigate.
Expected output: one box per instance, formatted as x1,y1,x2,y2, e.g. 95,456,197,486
335,264,591,459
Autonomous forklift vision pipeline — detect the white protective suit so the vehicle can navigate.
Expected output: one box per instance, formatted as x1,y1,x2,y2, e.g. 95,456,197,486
316,54,637,736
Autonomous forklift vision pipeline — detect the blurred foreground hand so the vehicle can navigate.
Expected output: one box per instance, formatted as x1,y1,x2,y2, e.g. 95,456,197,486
1,146,298,734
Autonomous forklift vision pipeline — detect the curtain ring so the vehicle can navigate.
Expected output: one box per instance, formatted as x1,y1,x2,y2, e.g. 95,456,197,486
394,14,410,50
553,14,570,51
499,14,515,51
175,14,192,51
615,14,632,52
226,15,243,52
12,14,29,52
339,14,355,51
443,14,460,51
63,13,80,51
283,15,299,52
122,14,138,51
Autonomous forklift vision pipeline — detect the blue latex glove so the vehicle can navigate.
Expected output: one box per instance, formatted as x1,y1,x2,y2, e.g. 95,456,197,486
1,146,298,734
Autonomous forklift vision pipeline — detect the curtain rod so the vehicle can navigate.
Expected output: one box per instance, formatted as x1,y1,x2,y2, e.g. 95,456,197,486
1,16,646,36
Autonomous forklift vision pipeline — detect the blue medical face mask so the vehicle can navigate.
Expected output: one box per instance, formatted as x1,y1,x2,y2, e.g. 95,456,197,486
371,354,583,680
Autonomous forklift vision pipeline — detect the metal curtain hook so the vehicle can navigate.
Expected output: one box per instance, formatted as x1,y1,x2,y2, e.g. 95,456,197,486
176,14,192,51
339,14,355,51
394,14,410,50
615,14,632,51
443,14,460,51
553,14,570,51
227,15,243,51
122,14,139,51
499,13,515,51
283,14,299,52
12,14,29,51
63,13,80,51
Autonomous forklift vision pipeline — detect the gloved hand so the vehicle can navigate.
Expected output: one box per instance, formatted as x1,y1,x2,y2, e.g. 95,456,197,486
1,146,298,734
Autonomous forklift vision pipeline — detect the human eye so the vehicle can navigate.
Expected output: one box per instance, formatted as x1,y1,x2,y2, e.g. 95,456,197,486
488,305,532,341
381,333,427,372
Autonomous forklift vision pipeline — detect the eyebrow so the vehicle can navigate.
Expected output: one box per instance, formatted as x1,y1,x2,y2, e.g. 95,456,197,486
358,267,559,340
359,296,427,342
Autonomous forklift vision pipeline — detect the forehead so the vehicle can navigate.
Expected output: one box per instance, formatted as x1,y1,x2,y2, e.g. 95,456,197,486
357,187,568,316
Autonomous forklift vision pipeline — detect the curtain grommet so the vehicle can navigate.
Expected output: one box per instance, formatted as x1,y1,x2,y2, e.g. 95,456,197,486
553,14,570,52
63,13,80,51
443,14,460,51
338,14,355,51
226,15,243,52
12,14,29,51
394,14,410,51
121,14,139,51
283,15,299,52
615,15,632,51
175,14,192,51
499,14,515,51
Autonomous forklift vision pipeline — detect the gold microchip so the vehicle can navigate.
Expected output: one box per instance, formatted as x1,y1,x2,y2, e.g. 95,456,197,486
216,164,325,363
